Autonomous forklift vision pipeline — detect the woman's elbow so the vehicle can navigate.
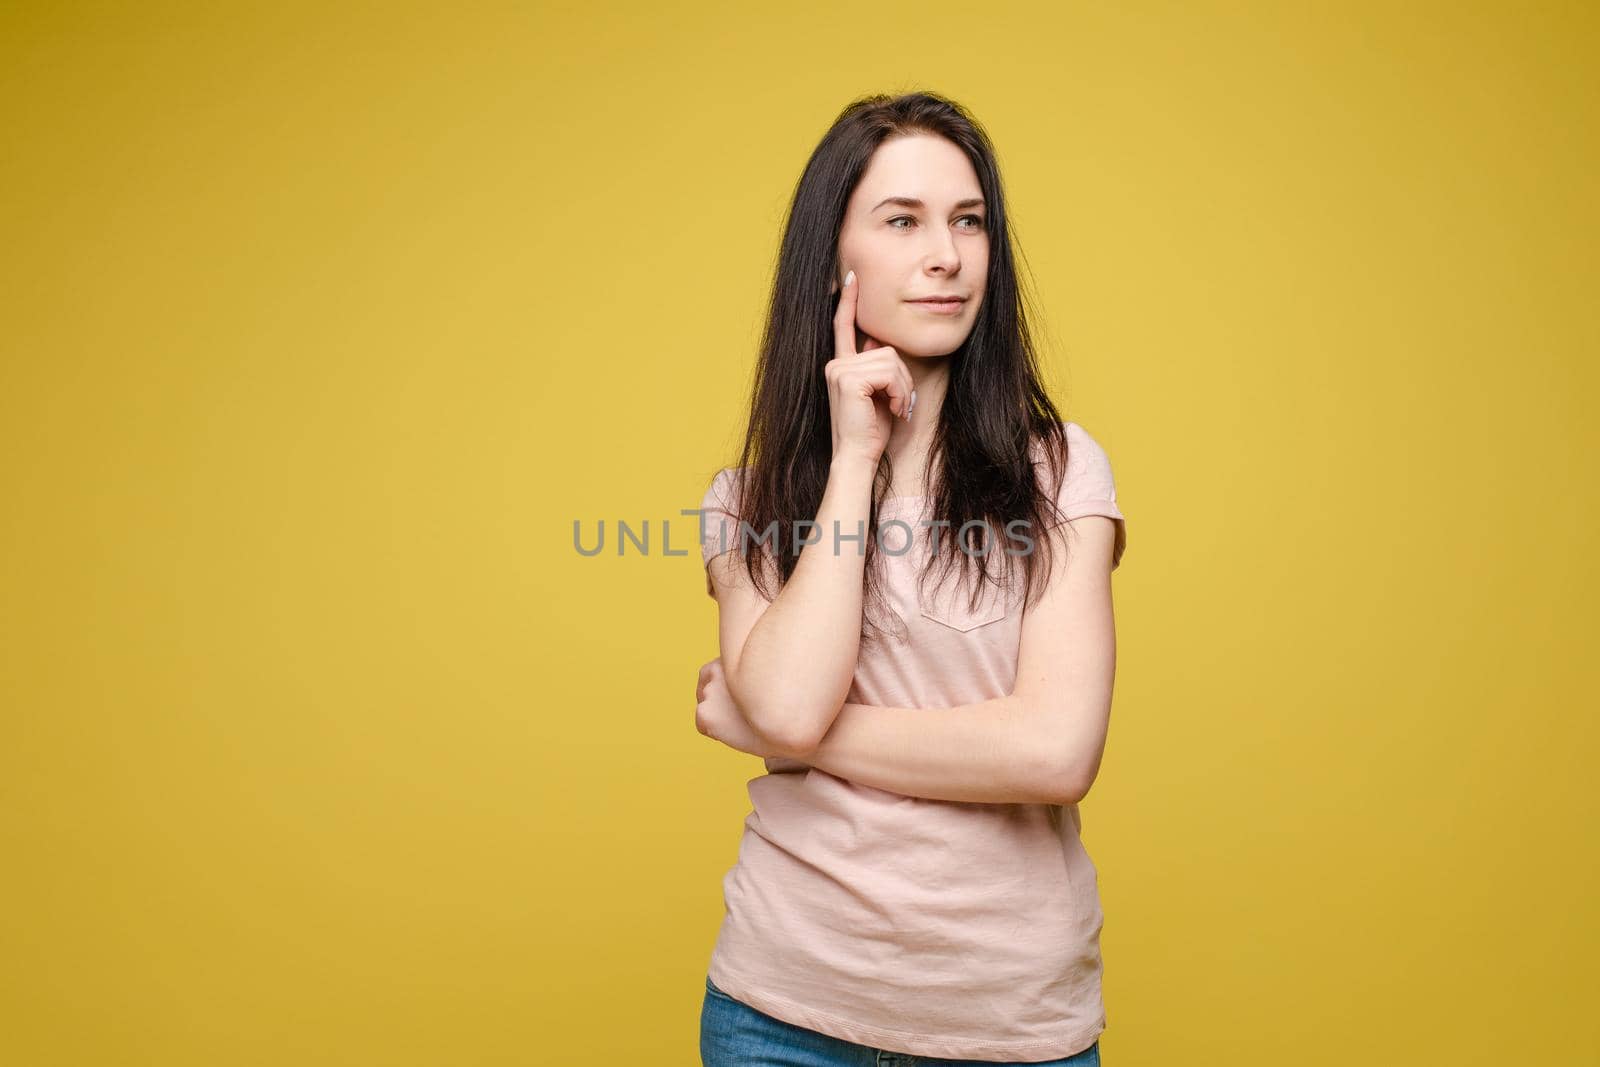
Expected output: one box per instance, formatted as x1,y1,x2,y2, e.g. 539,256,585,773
729,659,838,758
726,669,825,760
1056,774,1093,807
1050,753,1103,806
744,699,827,761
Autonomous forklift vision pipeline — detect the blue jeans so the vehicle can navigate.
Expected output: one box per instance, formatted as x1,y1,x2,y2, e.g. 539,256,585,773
700,975,1101,1066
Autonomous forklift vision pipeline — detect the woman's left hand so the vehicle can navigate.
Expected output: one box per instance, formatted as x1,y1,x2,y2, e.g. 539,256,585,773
696,657,783,758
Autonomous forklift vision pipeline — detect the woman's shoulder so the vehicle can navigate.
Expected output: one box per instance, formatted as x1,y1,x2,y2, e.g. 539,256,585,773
1031,419,1123,506
1061,420,1116,476
700,465,752,516
1047,418,1109,444
1029,420,1116,471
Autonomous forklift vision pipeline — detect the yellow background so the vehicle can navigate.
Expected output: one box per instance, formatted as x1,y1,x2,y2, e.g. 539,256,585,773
2,2,1595,1063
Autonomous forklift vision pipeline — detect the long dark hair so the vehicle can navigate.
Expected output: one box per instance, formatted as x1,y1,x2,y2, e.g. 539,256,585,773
721,90,1078,643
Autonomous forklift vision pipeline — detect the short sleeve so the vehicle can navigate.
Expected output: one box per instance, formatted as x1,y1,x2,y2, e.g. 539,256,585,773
1051,422,1128,570
697,467,745,595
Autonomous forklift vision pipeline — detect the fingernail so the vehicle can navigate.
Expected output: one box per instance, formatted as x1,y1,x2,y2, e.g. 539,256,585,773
844,269,855,287
907,389,917,420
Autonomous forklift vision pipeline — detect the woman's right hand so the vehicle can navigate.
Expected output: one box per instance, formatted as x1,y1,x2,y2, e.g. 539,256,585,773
826,270,916,464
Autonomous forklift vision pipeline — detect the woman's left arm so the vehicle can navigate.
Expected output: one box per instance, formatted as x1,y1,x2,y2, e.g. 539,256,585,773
805,514,1119,805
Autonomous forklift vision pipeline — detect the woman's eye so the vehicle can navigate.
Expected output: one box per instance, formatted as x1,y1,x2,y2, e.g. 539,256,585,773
888,215,987,231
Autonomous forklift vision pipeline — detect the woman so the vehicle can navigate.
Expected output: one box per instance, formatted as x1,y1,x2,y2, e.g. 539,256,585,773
693,91,1125,1066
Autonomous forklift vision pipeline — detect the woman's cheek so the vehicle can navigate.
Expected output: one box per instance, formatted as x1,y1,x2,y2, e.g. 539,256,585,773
859,293,897,341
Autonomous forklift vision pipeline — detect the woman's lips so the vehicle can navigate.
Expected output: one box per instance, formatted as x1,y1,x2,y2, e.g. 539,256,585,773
907,298,966,316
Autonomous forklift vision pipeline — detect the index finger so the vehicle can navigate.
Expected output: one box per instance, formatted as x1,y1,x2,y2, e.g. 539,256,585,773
832,269,859,359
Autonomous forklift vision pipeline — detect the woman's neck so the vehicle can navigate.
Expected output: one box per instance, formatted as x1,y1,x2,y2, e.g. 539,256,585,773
882,356,950,497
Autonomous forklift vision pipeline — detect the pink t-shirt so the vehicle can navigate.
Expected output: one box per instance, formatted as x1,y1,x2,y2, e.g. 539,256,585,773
697,420,1126,1061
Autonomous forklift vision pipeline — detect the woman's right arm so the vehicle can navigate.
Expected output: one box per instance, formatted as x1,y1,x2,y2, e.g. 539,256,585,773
708,453,878,759
708,268,915,758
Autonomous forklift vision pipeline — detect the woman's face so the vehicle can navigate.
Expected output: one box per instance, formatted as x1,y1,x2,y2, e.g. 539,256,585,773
834,133,990,358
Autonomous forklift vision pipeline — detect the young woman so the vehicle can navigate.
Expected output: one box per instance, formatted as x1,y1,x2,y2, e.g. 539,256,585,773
692,91,1126,1066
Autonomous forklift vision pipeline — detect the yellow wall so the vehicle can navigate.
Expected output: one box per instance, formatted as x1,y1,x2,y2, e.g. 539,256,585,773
2,2,1594,1063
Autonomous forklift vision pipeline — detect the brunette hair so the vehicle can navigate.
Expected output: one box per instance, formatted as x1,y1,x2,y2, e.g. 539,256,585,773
718,89,1079,643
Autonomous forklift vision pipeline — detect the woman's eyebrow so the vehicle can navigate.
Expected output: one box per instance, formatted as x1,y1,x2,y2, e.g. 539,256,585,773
870,196,987,212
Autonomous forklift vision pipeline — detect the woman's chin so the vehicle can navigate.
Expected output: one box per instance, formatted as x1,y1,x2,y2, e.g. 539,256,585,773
890,332,970,359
